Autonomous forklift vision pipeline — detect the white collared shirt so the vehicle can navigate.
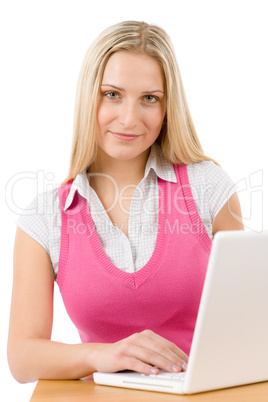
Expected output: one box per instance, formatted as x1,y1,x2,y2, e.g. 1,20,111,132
16,144,237,276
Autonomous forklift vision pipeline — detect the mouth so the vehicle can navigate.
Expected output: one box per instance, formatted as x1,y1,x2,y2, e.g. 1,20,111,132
109,131,141,142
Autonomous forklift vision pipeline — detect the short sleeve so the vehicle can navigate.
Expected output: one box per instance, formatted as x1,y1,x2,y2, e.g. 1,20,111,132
201,161,238,222
16,188,61,275
187,161,238,239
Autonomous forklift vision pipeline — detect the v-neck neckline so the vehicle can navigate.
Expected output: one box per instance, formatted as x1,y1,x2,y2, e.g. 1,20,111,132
81,176,167,289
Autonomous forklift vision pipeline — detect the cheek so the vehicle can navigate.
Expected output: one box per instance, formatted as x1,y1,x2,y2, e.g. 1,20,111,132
145,108,165,132
97,103,116,128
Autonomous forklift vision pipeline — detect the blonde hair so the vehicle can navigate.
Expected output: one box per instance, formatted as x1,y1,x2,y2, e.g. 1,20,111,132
66,20,217,181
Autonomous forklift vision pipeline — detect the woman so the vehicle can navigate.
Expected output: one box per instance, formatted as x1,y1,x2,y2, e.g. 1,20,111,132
8,21,244,383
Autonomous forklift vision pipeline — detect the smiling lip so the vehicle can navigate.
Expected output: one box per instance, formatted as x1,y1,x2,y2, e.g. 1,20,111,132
110,131,141,142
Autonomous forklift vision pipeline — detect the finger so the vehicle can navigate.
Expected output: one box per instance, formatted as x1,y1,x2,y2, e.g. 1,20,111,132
130,343,185,373
141,330,189,362
142,330,188,359
121,356,161,375
125,334,185,373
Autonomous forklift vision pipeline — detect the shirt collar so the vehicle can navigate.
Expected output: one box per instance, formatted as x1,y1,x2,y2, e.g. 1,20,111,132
144,143,177,183
64,143,177,211
64,171,91,211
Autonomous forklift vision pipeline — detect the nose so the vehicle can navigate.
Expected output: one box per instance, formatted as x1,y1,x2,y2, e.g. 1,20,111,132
118,100,138,129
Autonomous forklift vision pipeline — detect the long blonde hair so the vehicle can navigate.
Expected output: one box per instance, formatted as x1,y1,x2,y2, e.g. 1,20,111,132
66,20,217,181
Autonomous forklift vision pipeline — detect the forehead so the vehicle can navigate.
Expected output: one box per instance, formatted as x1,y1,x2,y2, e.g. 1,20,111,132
101,51,165,90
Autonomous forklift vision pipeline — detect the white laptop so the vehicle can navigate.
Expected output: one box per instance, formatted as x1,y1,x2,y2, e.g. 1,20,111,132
93,230,268,394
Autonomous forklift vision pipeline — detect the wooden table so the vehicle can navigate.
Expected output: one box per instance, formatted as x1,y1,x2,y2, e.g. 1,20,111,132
30,376,268,401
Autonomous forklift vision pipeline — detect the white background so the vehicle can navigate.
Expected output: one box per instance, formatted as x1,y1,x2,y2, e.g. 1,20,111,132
1,1,267,400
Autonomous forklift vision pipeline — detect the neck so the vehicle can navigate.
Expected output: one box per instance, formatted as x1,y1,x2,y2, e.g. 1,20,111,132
89,148,150,187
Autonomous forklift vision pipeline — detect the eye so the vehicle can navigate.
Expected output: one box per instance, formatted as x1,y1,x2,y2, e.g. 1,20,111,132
143,95,158,103
105,91,120,99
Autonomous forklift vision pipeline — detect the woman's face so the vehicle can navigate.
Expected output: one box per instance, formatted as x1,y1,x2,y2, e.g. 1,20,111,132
96,51,166,163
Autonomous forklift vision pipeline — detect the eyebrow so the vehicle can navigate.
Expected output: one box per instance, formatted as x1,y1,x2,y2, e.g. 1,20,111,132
101,84,165,94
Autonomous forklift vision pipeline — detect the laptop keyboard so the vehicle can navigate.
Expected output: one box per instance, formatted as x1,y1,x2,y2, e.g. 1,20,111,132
141,370,186,381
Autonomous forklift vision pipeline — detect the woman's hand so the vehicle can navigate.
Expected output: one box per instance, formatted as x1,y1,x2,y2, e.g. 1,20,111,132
90,330,188,375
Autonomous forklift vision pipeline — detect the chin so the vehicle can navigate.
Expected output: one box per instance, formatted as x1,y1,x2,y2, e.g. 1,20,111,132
110,152,139,161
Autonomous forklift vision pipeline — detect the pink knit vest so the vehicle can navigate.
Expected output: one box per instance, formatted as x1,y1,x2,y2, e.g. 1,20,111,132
57,164,212,355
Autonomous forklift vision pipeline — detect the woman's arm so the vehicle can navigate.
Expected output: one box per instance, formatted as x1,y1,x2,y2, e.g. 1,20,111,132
212,192,244,235
7,228,96,383
8,228,188,383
